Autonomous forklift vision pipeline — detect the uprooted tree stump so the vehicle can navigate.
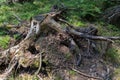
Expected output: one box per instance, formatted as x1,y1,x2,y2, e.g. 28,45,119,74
0,8,120,80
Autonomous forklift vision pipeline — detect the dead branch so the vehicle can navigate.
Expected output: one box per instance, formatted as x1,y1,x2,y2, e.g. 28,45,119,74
66,27,115,42
107,37,120,40
71,68,103,80
34,51,45,75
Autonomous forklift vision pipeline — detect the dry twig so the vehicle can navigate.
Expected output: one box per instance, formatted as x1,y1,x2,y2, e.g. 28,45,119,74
71,68,102,80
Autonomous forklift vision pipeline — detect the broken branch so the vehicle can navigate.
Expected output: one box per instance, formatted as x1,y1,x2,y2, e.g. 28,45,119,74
66,27,114,42
71,68,102,80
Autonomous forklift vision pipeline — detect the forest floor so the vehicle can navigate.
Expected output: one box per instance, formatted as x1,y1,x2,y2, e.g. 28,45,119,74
0,0,120,80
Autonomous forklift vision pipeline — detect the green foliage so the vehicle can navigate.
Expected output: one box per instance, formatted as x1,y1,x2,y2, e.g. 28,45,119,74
78,0,102,20
0,0,53,49
13,34,19,39
0,5,13,25
59,0,105,21
0,28,7,35
0,1,51,25
0,0,6,3
0,35,10,49
0,27,10,49
104,47,120,64
69,70,76,75
90,22,120,65
97,22,120,36
103,0,120,10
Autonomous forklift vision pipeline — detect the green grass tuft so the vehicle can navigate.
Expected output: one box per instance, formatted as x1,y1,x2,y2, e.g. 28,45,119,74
0,35,10,49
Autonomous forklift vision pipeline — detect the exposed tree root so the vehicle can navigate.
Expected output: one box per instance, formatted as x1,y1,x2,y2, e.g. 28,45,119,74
34,51,45,75
71,68,102,80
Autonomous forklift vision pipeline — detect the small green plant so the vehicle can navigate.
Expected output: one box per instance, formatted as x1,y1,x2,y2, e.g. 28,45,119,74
0,35,10,49
69,70,76,75
13,34,20,39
